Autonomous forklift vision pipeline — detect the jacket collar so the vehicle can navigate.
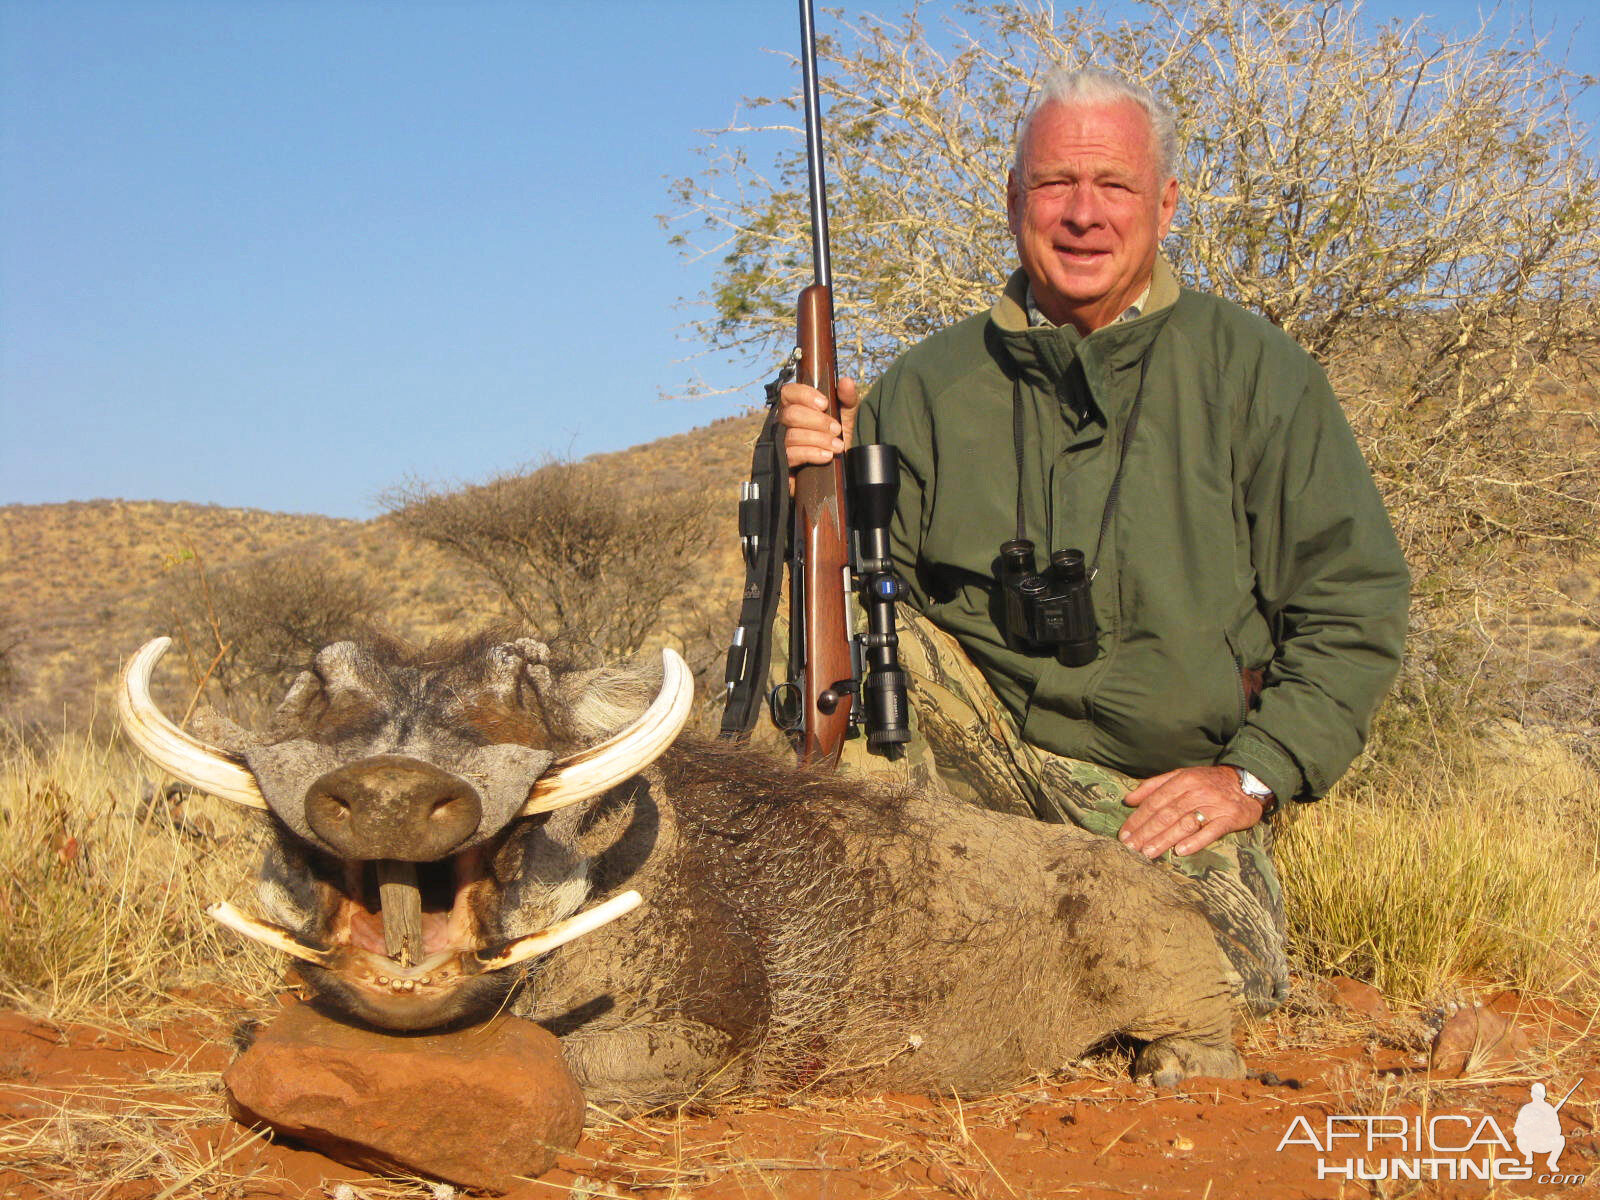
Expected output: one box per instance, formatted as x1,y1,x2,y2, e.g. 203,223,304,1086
991,257,1179,393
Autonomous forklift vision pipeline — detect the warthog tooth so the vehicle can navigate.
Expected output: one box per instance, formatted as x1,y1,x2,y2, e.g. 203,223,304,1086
207,902,334,967
474,890,643,973
377,976,391,986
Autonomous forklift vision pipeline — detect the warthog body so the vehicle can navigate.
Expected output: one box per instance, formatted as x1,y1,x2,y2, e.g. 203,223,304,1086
123,634,1244,1108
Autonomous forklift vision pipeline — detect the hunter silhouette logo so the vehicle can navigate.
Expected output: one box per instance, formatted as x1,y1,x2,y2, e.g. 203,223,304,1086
1514,1079,1580,1172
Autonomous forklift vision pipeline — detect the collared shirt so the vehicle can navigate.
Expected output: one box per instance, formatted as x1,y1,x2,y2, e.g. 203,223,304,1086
1024,280,1153,329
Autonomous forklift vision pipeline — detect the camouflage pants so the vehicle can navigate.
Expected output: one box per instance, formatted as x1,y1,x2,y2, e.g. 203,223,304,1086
778,607,1290,1015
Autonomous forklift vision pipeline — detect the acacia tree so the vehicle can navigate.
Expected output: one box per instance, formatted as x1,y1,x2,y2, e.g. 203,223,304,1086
671,0,1599,722
385,459,715,661
164,548,385,718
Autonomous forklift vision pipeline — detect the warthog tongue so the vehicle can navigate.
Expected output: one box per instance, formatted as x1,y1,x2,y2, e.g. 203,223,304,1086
375,860,424,966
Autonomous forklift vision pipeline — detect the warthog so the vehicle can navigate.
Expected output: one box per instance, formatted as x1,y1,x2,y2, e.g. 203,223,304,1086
119,633,1245,1108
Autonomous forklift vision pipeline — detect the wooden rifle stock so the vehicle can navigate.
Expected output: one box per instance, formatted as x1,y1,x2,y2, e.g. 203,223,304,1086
791,283,854,766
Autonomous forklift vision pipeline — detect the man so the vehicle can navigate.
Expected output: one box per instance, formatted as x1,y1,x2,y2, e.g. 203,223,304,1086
779,67,1410,1014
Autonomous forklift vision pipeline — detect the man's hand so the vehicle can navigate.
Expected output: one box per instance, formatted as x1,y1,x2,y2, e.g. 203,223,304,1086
1119,765,1267,858
778,377,860,470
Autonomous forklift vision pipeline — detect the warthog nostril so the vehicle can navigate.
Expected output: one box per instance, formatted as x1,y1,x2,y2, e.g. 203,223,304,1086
305,756,483,861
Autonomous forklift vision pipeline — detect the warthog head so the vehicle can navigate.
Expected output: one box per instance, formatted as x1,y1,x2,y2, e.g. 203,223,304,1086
118,635,691,1030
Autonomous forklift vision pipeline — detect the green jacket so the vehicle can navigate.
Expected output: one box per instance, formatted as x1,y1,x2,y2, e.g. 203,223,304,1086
856,261,1409,802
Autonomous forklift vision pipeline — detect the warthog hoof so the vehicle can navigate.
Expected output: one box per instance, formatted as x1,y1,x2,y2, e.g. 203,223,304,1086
1133,1035,1245,1088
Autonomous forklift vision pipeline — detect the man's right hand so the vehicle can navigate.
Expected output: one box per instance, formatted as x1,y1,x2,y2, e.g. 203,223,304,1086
778,377,860,470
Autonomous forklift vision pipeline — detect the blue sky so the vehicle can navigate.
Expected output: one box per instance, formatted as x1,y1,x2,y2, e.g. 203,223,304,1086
2,0,1593,520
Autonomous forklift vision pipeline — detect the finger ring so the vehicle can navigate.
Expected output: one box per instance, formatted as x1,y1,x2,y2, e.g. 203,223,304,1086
1193,810,1208,826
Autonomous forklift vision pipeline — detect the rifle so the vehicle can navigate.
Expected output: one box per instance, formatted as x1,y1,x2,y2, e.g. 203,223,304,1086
787,0,852,765
1552,1078,1584,1111
719,0,909,766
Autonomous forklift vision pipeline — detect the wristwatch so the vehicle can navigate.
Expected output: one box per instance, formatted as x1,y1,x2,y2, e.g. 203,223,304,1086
1233,767,1278,817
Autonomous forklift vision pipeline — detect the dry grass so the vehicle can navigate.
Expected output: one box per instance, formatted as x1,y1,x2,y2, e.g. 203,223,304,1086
1279,732,1600,1010
1,1079,249,1198
0,723,280,1026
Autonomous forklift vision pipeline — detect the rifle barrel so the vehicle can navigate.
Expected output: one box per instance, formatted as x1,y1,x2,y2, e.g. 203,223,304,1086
1553,1078,1584,1111
797,0,831,290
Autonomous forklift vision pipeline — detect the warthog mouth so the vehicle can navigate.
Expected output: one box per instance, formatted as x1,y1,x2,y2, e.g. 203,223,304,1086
114,634,672,1029
211,848,639,1028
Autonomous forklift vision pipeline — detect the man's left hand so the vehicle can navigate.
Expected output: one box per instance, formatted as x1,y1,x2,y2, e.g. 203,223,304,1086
1119,765,1266,858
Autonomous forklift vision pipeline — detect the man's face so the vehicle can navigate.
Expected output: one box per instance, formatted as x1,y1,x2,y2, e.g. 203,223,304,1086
1006,98,1179,335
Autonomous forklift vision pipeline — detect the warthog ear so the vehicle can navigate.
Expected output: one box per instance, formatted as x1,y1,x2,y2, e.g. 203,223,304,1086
309,641,370,690
269,669,327,731
263,641,381,739
486,639,557,702
519,648,693,816
484,637,655,745
535,654,669,743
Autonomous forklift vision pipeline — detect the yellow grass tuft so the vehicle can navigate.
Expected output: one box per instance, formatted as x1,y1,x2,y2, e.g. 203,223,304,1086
1279,737,1600,1008
0,723,280,1025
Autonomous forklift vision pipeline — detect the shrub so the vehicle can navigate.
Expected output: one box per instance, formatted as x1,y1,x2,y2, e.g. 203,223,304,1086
384,458,715,661
160,546,385,719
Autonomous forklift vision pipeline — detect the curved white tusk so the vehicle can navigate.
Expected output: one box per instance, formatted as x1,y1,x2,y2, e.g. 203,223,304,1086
208,901,336,967
473,890,642,972
520,648,694,815
117,637,268,809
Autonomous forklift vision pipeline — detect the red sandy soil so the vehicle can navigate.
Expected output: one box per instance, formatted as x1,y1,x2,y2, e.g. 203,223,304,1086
2,991,1596,1200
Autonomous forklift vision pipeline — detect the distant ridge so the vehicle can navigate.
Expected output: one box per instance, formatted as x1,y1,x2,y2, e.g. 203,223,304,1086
0,411,762,733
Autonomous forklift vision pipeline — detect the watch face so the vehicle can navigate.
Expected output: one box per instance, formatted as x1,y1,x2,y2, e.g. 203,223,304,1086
1236,768,1273,798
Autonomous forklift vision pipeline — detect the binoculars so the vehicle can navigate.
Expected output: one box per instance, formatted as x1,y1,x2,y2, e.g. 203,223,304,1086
997,539,1098,667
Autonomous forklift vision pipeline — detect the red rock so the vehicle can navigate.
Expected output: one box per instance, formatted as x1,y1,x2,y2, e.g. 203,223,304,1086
1428,1003,1533,1077
1321,975,1389,1019
224,1002,584,1192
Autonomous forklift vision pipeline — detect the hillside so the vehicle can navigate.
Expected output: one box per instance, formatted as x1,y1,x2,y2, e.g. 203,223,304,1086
3,399,1594,758
0,411,764,734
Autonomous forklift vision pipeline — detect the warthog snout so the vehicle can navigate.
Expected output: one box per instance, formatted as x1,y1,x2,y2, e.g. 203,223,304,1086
306,755,482,861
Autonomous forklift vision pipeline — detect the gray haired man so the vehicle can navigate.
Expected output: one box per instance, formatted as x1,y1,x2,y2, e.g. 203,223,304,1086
778,68,1409,1013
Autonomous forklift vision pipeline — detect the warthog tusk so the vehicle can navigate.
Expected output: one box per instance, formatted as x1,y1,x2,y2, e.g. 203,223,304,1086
118,638,268,810
520,649,694,815
207,901,335,967
473,890,642,973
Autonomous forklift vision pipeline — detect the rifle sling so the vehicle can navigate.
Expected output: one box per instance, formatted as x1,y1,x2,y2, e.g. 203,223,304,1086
718,381,793,740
